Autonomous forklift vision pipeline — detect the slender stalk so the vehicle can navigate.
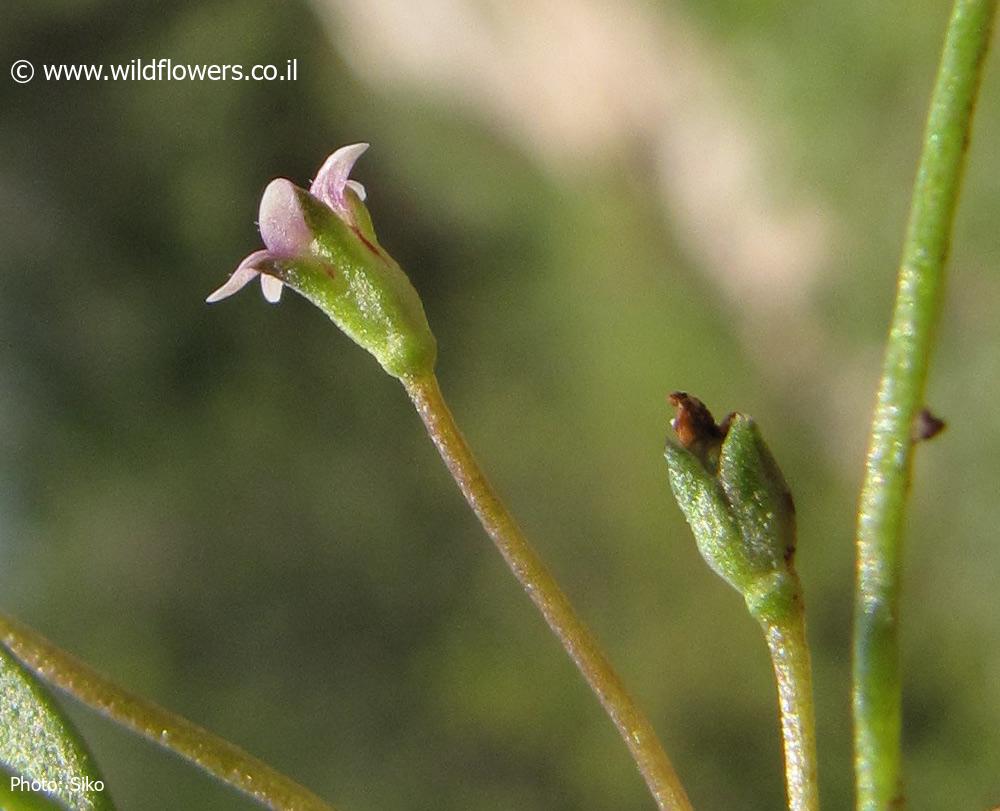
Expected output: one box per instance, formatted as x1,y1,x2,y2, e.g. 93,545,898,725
403,373,692,811
852,2,997,809
758,605,818,811
664,395,816,809
0,613,339,811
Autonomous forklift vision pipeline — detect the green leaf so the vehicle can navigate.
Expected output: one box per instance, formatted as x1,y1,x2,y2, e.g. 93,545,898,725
0,765,66,810
0,641,114,810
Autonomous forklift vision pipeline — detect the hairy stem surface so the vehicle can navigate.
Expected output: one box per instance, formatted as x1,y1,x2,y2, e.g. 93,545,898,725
852,2,997,808
760,607,818,811
0,614,338,811
404,374,692,811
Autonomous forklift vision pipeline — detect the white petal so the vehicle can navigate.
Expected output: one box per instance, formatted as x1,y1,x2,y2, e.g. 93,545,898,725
309,143,369,214
259,179,312,258
345,179,367,202
260,274,284,304
205,265,260,303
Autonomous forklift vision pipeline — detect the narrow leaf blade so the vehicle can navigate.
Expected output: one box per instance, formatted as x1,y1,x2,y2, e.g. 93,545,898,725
0,641,114,810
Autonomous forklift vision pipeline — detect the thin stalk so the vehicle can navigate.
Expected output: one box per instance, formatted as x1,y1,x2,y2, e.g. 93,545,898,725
852,2,997,809
0,613,339,811
759,606,818,811
403,373,692,811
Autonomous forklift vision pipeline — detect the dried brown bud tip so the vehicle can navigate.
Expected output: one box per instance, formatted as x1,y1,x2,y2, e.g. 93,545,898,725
668,391,728,470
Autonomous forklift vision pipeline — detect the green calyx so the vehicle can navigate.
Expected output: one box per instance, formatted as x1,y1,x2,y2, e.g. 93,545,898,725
278,187,437,380
664,393,798,620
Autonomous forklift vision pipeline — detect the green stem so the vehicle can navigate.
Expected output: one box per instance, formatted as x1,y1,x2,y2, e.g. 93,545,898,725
758,600,818,811
403,374,692,811
0,613,339,811
852,2,997,809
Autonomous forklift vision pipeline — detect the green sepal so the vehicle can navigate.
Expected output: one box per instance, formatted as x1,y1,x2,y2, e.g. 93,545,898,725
344,188,379,245
278,188,437,380
717,414,796,574
664,439,753,593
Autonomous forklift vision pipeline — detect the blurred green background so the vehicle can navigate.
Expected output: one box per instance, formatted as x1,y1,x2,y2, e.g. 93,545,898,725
2,0,999,808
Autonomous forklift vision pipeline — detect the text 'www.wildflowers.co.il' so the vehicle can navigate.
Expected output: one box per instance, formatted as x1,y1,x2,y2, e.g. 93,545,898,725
10,58,298,84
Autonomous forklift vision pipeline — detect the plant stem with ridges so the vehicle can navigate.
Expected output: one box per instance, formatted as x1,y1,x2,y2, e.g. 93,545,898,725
852,2,997,808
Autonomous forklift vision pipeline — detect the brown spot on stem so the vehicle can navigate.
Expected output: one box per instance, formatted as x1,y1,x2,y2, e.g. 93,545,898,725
912,408,946,442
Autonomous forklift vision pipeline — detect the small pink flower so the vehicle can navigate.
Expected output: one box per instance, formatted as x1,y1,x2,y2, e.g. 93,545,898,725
206,143,370,305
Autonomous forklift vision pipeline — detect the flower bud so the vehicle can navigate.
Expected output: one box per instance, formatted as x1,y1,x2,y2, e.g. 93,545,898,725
664,393,799,621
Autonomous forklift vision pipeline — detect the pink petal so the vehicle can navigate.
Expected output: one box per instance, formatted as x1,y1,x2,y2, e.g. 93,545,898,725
310,143,369,216
205,250,273,303
260,274,284,303
345,179,367,202
259,179,312,258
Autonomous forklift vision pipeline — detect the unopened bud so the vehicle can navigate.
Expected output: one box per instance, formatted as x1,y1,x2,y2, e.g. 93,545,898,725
664,393,798,621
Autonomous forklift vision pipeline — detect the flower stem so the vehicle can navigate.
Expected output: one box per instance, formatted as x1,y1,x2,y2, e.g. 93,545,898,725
852,2,997,808
0,613,339,811
757,597,818,811
403,374,692,811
